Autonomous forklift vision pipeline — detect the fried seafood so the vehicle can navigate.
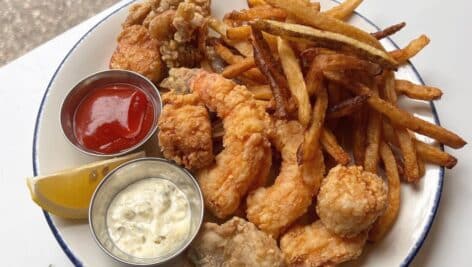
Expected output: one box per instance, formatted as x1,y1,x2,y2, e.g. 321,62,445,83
280,221,367,267
158,92,214,170
109,25,164,82
246,120,313,238
316,165,388,238
184,69,272,219
188,217,285,267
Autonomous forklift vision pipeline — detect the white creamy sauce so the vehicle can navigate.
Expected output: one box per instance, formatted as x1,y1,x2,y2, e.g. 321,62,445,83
106,178,191,258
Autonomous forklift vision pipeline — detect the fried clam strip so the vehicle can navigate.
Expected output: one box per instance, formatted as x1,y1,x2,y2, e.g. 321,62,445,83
382,121,458,169
371,22,406,40
369,142,401,242
251,27,292,118
322,0,363,21
264,0,382,49
248,0,270,8
323,71,466,148
390,35,430,64
381,72,420,182
327,95,369,119
226,6,288,21
222,57,256,78
395,79,443,101
188,69,272,219
247,120,314,238
252,19,398,70
278,37,312,126
227,25,252,41
321,128,351,165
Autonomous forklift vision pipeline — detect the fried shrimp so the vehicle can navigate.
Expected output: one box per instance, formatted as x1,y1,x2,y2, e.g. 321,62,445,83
109,25,164,82
188,217,285,267
246,120,314,238
316,165,388,237
158,92,214,170
187,69,272,218
280,221,367,267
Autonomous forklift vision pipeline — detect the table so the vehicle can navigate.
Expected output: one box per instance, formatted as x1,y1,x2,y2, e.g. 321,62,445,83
1,0,470,266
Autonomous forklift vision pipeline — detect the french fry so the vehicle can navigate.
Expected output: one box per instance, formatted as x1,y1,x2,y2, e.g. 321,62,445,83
248,0,270,8
323,0,363,21
214,42,267,82
364,85,382,173
248,84,273,100
226,6,288,21
395,79,443,101
371,22,406,40
415,140,457,168
251,27,291,118
299,83,328,190
321,128,350,165
208,17,254,57
222,57,256,78
323,71,467,148
327,95,369,119
305,58,324,96
381,72,420,182
369,142,401,242
313,54,382,75
352,107,367,165
252,19,398,69
277,37,312,126
382,120,457,169
417,155,426,177
264,0,383,49
227,25,252,41
390,35,430,64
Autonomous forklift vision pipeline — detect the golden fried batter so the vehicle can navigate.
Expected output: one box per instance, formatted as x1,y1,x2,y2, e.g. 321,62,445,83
188,217,285,267
316,165,388,238
110,25,164,82
280,221,367,267
246,120,314,238
158,92,214,170
190,70,272,219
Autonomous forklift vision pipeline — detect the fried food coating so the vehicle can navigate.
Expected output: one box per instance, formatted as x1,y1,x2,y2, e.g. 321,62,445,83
158,92,214,170
110,25,164,82
189,70,272,219
316,165,388,238
246,120,313,238
280,221,367,267
188,217,285,267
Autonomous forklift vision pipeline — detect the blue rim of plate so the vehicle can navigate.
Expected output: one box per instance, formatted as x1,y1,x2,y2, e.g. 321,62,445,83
32,1,444,266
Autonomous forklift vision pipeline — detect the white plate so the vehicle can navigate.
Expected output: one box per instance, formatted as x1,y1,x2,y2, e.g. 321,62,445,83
32,0,444,266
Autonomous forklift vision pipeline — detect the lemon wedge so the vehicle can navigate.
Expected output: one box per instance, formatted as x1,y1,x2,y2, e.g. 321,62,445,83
27,151,146,219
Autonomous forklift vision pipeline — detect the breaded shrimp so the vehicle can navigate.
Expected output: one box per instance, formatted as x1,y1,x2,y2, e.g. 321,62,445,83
316,165,388,238
189,70,272,218
188,217,285,267
110,25,164,82
280,221,367,267
158,92,214,170
246,120,315,238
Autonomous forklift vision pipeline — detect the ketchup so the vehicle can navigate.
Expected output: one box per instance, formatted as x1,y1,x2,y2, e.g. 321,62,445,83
73,83,155,154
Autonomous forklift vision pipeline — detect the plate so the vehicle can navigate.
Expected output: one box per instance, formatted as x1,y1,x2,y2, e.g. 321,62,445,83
32,0,444,266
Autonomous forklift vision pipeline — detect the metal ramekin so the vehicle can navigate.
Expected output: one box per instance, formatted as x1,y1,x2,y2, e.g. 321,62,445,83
60,70,162,157
89,157,204,266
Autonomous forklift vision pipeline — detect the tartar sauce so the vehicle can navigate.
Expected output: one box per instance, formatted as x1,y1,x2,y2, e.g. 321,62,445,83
106,178,191,258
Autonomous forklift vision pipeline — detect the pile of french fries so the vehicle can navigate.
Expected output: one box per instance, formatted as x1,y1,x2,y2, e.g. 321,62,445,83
204,0,466,241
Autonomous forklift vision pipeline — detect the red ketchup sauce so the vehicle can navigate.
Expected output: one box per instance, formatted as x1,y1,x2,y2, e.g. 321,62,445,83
73,83,155,154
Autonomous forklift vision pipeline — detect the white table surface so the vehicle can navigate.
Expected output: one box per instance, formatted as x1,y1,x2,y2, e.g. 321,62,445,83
1,0,470,266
